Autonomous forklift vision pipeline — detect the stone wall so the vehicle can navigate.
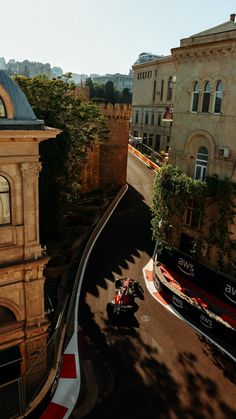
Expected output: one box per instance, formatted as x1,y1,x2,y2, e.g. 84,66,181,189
80,103,131,194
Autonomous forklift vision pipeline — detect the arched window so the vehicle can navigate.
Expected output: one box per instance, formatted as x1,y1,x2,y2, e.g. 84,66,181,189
167,76,173,101
0,306,16,326
0,176,11,224
214,81,223,113
0,96,6,117
202,81,211,113
191,82,200,112
194,147,208,180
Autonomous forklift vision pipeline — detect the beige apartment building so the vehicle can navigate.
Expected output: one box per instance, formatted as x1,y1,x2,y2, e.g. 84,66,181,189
131,56,176,153
0,70,60,385
131,14,236,296
168,14,236,274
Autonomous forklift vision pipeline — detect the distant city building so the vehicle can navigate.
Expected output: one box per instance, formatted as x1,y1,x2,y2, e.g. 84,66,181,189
0,57,132,90
0,57,6,70
134,52,164,64
0,57,63,79
51,66,63,78
91,72,133,91
89,73,99,79
70,73,89,85
6,59,51,78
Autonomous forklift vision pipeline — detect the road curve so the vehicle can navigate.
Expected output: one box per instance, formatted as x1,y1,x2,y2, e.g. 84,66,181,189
79,151,236,419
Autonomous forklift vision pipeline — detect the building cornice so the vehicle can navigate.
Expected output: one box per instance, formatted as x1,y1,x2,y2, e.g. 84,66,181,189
0,127,62,142
172,41,236,64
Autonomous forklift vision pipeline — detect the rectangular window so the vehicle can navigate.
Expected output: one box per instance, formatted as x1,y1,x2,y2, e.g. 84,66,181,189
192,93,199,112
151,114,154,125
145,112,149,124
185,201,201,229
160,80,164,101
155,135,160,151
153,80,156,101
0,193,10,224
202,93,210,112
214,94,222,113
148,133,153,147
135,111,139,124
194,165,206,181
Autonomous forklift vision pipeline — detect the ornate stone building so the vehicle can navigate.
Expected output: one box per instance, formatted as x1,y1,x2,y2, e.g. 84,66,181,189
168,14,236,273
131,56,176,152
0,70,60,383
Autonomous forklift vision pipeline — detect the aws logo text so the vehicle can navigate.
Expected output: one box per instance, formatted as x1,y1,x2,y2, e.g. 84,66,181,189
200,314,213,329
224,284,236,304
172,295,183,308
177,258,194,277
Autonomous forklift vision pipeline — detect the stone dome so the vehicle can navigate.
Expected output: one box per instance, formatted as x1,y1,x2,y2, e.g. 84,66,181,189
0,70,44,129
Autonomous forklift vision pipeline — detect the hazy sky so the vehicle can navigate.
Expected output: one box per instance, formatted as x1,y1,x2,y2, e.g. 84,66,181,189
1,0,234,76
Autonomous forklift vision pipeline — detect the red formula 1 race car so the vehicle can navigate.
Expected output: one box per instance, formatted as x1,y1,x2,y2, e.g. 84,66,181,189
107,277,144,317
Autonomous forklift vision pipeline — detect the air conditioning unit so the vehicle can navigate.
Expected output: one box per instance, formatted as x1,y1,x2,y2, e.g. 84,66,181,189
218,146,230,158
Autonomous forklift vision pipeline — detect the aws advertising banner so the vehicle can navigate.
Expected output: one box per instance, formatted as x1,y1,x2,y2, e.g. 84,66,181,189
158,248,236,308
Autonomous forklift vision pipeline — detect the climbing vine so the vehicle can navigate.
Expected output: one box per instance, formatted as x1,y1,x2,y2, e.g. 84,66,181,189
206,174,236,272
151,165,236,273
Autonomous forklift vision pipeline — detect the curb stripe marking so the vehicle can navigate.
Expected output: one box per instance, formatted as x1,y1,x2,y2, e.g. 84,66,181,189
144,269,154,281
40,402,68,419
60,354,77,379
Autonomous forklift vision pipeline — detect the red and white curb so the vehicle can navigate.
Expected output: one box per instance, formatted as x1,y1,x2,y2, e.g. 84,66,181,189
143,258,236,362
143,258,175,312
39,186,128,418
40,292,81,419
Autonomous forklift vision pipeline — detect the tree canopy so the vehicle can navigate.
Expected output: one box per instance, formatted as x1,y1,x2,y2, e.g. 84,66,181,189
14,74,109,240
85,78,132,104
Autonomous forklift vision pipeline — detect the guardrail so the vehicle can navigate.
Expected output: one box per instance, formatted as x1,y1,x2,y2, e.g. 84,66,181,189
39,184,128,419
128,143,165,171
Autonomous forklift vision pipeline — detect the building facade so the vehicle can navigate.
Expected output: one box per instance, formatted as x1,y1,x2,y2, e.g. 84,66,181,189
0,70,60,384
7,59,52,78
168,14,236,274
131,56,176,152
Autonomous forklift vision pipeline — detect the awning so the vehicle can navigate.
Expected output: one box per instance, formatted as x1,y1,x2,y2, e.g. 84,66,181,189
0,346,22,368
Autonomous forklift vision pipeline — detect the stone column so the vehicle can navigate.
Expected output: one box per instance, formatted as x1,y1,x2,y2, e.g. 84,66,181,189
20,162,42,260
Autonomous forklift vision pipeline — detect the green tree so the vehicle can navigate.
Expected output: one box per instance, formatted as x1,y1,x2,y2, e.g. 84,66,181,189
120,88,132,104
151,164,236,273
85,77,95,98
14,74,109,240
104,81,115,103
85,78,131,104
